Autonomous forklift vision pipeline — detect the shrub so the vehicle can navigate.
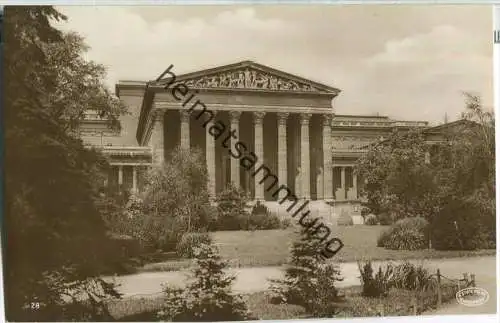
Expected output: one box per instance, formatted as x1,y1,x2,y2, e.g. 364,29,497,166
391,261,435,291
361,206,371,217
377,212,393,225
251,200,270,216
269,227,344,317
176,232,212,258
280,218,293,229
247,212,281,230
357,260,435,299
364,214,378,226
337,208,353,226
357,260,392,298
377,217,429,250
157,242,253,321
212,184,249,231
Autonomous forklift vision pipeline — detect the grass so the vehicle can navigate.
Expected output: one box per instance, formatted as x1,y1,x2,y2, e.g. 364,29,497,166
107,284,459,320
137,226,495,272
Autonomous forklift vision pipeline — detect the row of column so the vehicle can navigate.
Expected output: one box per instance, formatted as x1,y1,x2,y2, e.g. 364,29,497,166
108,165,139,193
151,109,334,201
335,166,358,200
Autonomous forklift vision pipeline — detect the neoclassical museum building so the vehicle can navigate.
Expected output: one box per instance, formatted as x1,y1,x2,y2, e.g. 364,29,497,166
80,61,433,224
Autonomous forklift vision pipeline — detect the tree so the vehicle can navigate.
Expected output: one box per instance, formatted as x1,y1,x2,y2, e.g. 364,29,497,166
157,242,252,321
430,94,495,249
136,147,213,250
270,227,343,317
4,6,125,320
357,93,495,249
356,129,439,220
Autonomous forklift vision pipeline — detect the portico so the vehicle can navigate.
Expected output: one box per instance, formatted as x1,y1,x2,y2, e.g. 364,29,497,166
138,61,342,202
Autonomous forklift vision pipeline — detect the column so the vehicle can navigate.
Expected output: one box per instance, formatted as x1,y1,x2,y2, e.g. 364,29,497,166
180,110,190,149
206,112,217,200
118,165,123,186
277,112,289,199
352,168,358,199
104,170,109,187
300,113,312,200
150,110,165,165
132,166,137,193
229,111,242,188
323,114,334,200
254,112,266,201
340,166,346,200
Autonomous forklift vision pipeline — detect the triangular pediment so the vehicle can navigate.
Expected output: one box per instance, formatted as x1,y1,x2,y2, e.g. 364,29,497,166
154,61,340,95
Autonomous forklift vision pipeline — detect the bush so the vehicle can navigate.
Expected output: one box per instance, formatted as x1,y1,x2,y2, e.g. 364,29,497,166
391,261,434,291
176,232,212,258
157,242,253,321
280,218,292,229
269,228,344,317
337,209,353,226
364,214,378,225
357,260,391,298
247,214,281,231
377,217,429,250
211,185,249,231
357,260,435,299
251,200,269,216
361,206,371,217
431,198,495,250
377,212,393,225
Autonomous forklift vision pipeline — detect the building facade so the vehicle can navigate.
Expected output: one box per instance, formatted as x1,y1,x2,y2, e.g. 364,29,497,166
79,61,429,222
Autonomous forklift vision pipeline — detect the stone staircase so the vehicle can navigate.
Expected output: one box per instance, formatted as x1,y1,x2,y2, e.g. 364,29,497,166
261,199,364,226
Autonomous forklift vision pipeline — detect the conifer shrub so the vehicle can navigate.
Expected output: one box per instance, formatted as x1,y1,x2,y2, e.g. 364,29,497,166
157,242,254,321
269,228,344,317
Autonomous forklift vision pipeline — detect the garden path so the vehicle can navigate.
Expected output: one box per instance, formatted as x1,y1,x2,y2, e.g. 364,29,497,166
107,255,496,315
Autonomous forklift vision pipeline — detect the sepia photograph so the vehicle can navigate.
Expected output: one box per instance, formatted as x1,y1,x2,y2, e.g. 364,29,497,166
2,4,497,322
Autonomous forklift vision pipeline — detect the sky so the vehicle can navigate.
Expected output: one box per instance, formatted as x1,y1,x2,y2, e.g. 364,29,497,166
56,5,493,124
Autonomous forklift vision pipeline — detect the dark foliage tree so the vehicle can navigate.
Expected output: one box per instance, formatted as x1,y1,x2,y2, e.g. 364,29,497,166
357,93,495,249
4,6,125,321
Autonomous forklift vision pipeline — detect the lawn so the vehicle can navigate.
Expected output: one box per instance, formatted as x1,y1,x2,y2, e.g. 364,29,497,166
107,284,459,320
139,226,495,272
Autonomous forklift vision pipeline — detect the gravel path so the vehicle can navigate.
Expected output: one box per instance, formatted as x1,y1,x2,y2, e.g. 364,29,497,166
107,255,496,311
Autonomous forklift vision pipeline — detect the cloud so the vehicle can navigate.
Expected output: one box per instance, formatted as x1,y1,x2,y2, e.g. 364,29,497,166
54,6,492,124
55,6,296,89
352,25,492,122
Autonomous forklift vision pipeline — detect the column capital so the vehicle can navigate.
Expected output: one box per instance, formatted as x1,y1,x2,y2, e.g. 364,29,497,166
253,111,266,124
180,110,191,122
277,112,290,125
322,114,333,127
229,111,242,123
299,113,312,125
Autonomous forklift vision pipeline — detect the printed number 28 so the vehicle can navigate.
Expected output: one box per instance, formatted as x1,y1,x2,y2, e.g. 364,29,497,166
30,302,40,310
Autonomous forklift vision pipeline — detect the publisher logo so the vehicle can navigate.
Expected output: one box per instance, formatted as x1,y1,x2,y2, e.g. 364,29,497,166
456,287,489,307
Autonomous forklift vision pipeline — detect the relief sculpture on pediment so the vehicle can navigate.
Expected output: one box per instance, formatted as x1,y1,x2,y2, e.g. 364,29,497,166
183,68,317,92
